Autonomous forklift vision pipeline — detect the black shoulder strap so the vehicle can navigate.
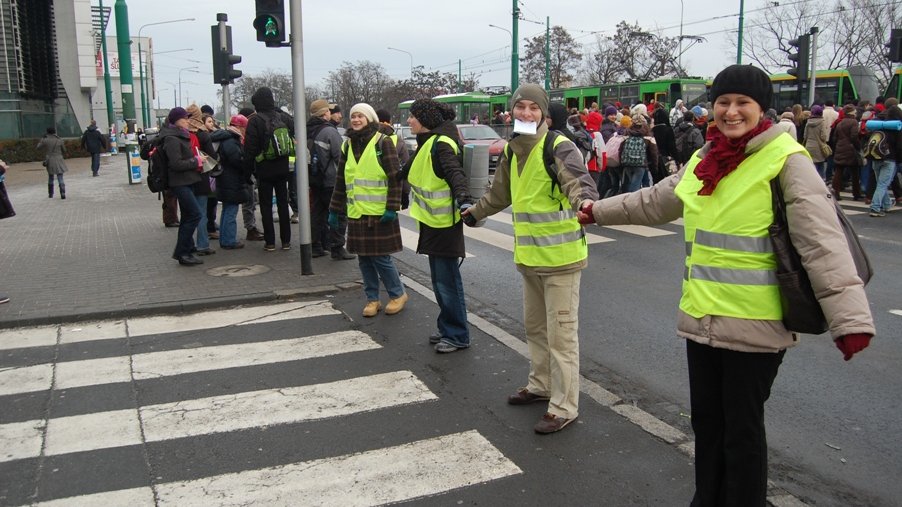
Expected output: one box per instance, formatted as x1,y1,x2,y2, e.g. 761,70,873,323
543,131,561,193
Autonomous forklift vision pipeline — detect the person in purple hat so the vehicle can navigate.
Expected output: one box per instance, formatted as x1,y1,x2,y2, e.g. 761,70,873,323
158,107,204,266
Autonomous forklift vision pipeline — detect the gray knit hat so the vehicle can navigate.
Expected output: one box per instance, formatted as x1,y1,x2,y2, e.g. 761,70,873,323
510,83,549,119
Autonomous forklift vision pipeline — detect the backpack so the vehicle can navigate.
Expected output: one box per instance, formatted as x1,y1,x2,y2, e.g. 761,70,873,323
307,123,329,181
620,135,648,167
255,111,295,162
862,131,890,160
675,125,703,164
144,136,168,193
503,131,564,193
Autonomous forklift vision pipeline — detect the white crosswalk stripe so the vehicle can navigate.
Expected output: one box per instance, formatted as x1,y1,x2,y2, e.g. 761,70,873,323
0,302,522,505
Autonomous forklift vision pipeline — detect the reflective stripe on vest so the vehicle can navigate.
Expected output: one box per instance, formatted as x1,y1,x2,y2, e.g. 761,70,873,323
674,132,807,320
409,135,460,228
344,134,387,219
510,133,587,267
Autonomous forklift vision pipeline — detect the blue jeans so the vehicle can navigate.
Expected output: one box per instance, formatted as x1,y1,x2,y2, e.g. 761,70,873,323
358,255,404,301
219,203,240,246
871,159,897,213
813,161,825,180
194,194,209,249
621,166,645,193
91,153,101,174
860,160,872,194
429,255,469,347
170,185,202,258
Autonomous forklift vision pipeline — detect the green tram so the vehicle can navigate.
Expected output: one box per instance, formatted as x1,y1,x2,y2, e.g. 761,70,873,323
884,66,902,102
769,66,878,110
398,92,496,125
548,78,708,112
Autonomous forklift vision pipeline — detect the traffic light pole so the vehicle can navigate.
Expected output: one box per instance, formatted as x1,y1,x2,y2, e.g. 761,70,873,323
808,27,819,107
217,14,231,119
288,0,313,275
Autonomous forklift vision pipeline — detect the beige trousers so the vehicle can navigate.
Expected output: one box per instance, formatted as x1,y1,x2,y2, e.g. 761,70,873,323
521,270,581,419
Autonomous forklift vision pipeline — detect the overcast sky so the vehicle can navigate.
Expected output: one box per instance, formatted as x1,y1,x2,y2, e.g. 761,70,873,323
108,0,752,112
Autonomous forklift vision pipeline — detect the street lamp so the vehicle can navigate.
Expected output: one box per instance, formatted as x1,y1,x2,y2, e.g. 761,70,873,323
488,24,515,92
178,67,199,107
678,0,684,76
387,47,413,78
138,18,194,127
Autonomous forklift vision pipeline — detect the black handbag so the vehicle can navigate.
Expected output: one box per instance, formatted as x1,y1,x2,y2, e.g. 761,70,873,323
0,182,14,219
768,176,873,334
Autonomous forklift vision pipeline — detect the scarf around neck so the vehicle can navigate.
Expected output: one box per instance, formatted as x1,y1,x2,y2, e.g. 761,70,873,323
693,119,772,195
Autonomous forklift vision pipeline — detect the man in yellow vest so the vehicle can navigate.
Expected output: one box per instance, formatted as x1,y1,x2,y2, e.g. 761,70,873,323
462,84,599,433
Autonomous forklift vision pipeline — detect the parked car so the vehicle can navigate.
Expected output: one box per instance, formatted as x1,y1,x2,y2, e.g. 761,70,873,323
457,124,506,168
396,126,418,153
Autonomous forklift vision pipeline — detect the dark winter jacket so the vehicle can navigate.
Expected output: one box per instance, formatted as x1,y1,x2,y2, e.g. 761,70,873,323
832,117,861,166
407,119,471,258
80,125,106,154
305,116,343,188
651,109,676,159
158,125,201,188
192,129,216,196
244,87,295,180
210,128,251,204
876,105,902,162
600,119,618,142
673,120,705,165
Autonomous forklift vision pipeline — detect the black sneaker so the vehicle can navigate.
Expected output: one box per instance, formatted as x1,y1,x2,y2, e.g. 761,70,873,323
435,341,467,353
428,332,442,344
0,293,9,304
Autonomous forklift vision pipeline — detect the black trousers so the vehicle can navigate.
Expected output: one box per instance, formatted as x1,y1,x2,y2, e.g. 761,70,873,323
257,173,291,246
686,340,785,507
310,185,346,250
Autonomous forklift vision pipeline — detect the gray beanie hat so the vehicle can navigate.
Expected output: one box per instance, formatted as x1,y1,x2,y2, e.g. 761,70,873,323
510,83,549,119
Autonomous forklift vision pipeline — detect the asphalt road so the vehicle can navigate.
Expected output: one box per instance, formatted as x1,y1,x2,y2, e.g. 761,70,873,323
395,200,902,507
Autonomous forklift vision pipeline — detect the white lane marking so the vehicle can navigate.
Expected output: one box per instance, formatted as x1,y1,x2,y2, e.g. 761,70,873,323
0,325,57,351
0,419,44,463
154,430,521,506
24,371,436,458
60,320,127,344
131,331,380,380
0,363,53,396
844,209,866,216
602,224,676,237
44,408,142,456
890,309,902,317
55,355,132,390
486,211,615,244
35,487,156,507
127,301,339,337
11,331,381,395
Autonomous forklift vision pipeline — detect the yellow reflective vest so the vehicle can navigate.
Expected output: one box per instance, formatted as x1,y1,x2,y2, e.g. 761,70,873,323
674,133,807,320
510,133,587,267
343,134,388,219
409,135,460,228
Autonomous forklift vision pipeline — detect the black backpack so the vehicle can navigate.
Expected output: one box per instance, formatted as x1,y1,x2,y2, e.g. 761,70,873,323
143,136,168,193
307,123,329,181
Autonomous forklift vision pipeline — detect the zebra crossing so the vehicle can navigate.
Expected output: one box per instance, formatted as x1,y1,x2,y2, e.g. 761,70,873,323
0,302,523,506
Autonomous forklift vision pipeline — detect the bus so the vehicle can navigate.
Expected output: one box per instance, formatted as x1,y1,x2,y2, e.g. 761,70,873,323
770,66,878,110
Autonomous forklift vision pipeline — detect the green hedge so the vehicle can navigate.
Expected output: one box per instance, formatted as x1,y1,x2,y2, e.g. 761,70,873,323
0,138,99,163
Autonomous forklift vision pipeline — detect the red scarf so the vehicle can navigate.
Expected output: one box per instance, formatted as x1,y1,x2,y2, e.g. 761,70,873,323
693,120,772,195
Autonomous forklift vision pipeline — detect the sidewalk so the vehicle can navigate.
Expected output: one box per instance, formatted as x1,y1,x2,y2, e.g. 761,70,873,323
0,154,363,328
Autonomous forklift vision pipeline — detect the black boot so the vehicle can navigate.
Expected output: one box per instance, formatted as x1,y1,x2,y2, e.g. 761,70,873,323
59,184,66,199
48,184,54,198
331,246,356,260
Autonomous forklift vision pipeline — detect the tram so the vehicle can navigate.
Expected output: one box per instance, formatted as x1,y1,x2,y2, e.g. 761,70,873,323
769,66,878,110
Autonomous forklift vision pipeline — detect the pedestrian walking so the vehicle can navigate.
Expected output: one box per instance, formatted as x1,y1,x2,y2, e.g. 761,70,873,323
802,105,830,179
36,127,68,199
578,64,875,506
832,105,863,200
329,103,407,318
159,107,203,266
868,99,902,217
404,98,474,353
210,115,251,248
81,120,108,177
462,83,599,434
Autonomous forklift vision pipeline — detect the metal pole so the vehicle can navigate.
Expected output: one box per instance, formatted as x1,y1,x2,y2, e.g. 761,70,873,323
458,59,462,93
736,0,745,64
114,0,136,132
544,17,550,90
217,14,230,120
289,0,313,275
808,26,819,107
511,0,519,92
138,40,146,127
678,0,684,77
98,0,115,128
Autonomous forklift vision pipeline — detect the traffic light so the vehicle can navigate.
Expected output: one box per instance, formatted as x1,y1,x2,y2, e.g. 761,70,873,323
254,0,286,47
787,34,810,81
211,25,242,85
888,29,902,62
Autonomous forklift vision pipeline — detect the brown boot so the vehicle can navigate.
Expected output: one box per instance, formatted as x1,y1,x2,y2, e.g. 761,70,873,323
246,229,265,241
384,293,409,315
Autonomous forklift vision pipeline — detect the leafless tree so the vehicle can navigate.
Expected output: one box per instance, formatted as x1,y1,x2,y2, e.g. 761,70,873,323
225,68,296,113
578,34,621,85
609,21,682,81
323,60,395,115
520,26,582,88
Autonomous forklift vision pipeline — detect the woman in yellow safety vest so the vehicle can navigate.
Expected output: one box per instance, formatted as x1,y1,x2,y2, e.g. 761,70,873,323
404,98,475,354
577,65,875,506
329,103,407,318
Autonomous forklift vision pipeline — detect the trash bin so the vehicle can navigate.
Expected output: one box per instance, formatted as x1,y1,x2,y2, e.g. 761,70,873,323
463,144,490,200
126,142,142,184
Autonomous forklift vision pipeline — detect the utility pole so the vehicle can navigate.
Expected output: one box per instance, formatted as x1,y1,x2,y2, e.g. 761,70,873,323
736,0,745,64
114,0,137,133
98,0,115,129
288,0,313,275
511,0,519,93
544,17,550,90
808,26,819,107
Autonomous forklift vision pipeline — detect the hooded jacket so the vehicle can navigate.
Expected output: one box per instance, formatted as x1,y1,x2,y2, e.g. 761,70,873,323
81,125,106,154
158,124,202,188
590,125,875,352
210,128,251,204
305,116,344,188
244,87,295,179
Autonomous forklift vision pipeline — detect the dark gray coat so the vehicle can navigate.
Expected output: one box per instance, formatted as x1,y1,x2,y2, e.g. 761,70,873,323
36,135,68,175
158,125,201,188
